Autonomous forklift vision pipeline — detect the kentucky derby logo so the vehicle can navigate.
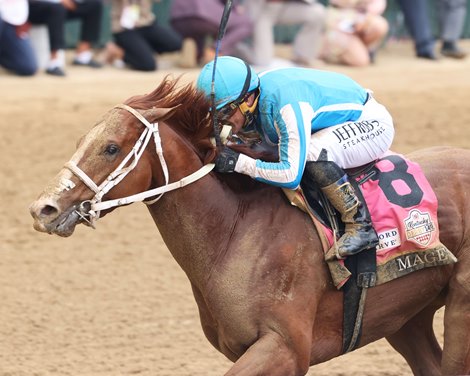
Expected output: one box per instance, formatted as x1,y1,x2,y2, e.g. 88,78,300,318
404,209,435,247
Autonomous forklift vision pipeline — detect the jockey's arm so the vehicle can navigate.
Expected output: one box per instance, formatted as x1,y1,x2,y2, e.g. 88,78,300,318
234,102,313,189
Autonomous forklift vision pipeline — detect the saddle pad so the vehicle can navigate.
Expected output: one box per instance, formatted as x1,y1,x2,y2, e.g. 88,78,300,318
284,152,457,289
356,152,457,286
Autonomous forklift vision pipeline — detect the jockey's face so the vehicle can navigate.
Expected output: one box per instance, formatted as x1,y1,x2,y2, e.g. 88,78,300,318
226,106,245,134
222,93,257,134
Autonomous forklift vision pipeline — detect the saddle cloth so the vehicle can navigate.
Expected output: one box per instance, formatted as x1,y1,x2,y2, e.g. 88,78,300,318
284,152,457,289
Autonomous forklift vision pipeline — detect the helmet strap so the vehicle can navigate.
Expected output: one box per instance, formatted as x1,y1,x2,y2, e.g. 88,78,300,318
234,61,253,104
238,90,260,127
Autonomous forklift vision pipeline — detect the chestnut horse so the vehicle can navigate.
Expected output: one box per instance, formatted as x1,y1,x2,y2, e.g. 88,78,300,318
29,78,470,376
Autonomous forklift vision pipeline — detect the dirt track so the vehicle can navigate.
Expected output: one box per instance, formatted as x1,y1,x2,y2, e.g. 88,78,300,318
1,40,470,375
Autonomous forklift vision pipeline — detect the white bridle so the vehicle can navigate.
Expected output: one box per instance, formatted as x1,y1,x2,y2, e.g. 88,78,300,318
64,103,214,227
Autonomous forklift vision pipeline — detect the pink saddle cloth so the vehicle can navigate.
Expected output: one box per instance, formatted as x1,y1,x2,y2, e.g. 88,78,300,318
285,152,457,289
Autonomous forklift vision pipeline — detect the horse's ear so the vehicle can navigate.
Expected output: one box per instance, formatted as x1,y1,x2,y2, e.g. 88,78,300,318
141,105,181,122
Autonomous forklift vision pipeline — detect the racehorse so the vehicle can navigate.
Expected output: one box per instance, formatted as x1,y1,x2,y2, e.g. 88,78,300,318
29,77,470,376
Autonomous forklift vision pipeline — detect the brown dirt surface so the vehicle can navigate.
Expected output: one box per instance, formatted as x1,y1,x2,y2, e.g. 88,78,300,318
1,40,470,376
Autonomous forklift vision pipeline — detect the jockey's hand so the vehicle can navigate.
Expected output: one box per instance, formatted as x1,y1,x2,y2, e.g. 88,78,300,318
215,147,240,173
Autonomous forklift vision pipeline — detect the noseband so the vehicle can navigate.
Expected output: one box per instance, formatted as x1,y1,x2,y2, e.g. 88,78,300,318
64,103,214,227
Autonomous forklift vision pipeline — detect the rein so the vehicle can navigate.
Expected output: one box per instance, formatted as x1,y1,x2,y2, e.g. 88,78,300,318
64,103,214,227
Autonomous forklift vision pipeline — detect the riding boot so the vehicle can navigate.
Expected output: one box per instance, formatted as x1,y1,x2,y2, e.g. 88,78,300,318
304,160,379,258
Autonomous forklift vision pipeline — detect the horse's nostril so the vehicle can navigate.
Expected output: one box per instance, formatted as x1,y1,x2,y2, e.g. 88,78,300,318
29,199,61,221
40,205,58,217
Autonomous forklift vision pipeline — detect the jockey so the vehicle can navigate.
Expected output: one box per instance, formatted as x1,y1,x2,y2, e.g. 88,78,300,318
196,56,394,258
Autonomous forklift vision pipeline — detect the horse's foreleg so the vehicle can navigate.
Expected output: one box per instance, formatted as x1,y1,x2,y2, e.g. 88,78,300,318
224,331,310,376
385,305,442,376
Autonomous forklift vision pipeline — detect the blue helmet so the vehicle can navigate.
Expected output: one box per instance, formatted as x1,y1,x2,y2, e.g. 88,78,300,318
196,56,260,110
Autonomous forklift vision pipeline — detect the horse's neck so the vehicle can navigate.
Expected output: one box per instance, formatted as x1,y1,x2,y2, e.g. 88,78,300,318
148,173,238,289
147,125,241,289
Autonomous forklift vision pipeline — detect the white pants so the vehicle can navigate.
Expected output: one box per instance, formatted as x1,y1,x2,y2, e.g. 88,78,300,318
307,97,394,169
246,0,326,66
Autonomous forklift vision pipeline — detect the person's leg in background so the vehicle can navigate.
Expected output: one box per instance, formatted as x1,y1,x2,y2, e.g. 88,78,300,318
438,0,467,58
218,8,253,60
171,18,214,65
322,31,372,67
172,8,252,67
138,21,182,68
28,1,67,75
0,19,38,76
395,0,436,59
67,0,103,67
113,28,156,71
277,1,326,67
245,0,277,67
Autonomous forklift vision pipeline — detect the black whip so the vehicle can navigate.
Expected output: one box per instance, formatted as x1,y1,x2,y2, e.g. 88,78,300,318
210,0,233,149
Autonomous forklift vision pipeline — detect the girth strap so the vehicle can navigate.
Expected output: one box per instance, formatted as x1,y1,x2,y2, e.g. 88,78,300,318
341,178,377,354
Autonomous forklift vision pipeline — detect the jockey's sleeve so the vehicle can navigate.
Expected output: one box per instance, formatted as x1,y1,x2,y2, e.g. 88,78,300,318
235,101,314,189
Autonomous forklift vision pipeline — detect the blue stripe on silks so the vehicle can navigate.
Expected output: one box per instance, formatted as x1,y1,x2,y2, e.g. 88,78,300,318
313,109,363,131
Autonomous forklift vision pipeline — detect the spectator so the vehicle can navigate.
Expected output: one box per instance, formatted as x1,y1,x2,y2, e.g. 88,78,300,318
395,0,436,59
0,0,38,75
244,0,326,68
169,0,253,68
437,0,467,59
320,0,389,66
107,0,182,71
28,0,103,76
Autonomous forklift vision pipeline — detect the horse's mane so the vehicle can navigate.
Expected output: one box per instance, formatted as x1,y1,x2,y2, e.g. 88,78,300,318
123,76,276,193
124,75,215,161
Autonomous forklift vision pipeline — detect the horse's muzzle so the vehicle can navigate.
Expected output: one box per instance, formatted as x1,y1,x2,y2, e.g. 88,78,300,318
30,199,81,237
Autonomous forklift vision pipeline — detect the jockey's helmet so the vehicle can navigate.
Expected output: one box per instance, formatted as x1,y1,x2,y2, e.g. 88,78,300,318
196,56,260,111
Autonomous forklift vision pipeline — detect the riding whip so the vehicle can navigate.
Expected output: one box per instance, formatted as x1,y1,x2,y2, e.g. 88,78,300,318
210,0,234,149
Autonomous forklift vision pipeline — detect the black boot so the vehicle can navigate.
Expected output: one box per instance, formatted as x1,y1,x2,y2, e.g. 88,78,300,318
304,160,379,258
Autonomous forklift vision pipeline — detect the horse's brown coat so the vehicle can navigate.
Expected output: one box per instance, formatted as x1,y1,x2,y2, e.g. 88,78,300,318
29,78,470,376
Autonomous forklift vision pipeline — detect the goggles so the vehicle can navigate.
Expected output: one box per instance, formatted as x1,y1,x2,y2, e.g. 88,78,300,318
218,102,239,121
217,89,261,128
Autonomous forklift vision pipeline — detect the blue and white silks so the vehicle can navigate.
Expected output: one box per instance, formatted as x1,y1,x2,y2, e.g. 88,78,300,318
234,67,369,189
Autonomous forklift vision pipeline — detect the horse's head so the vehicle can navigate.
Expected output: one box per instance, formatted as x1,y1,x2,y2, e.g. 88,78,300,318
29,77,214,237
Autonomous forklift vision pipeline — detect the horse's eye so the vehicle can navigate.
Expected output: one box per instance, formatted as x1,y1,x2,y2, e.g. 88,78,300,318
105,144,120,156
